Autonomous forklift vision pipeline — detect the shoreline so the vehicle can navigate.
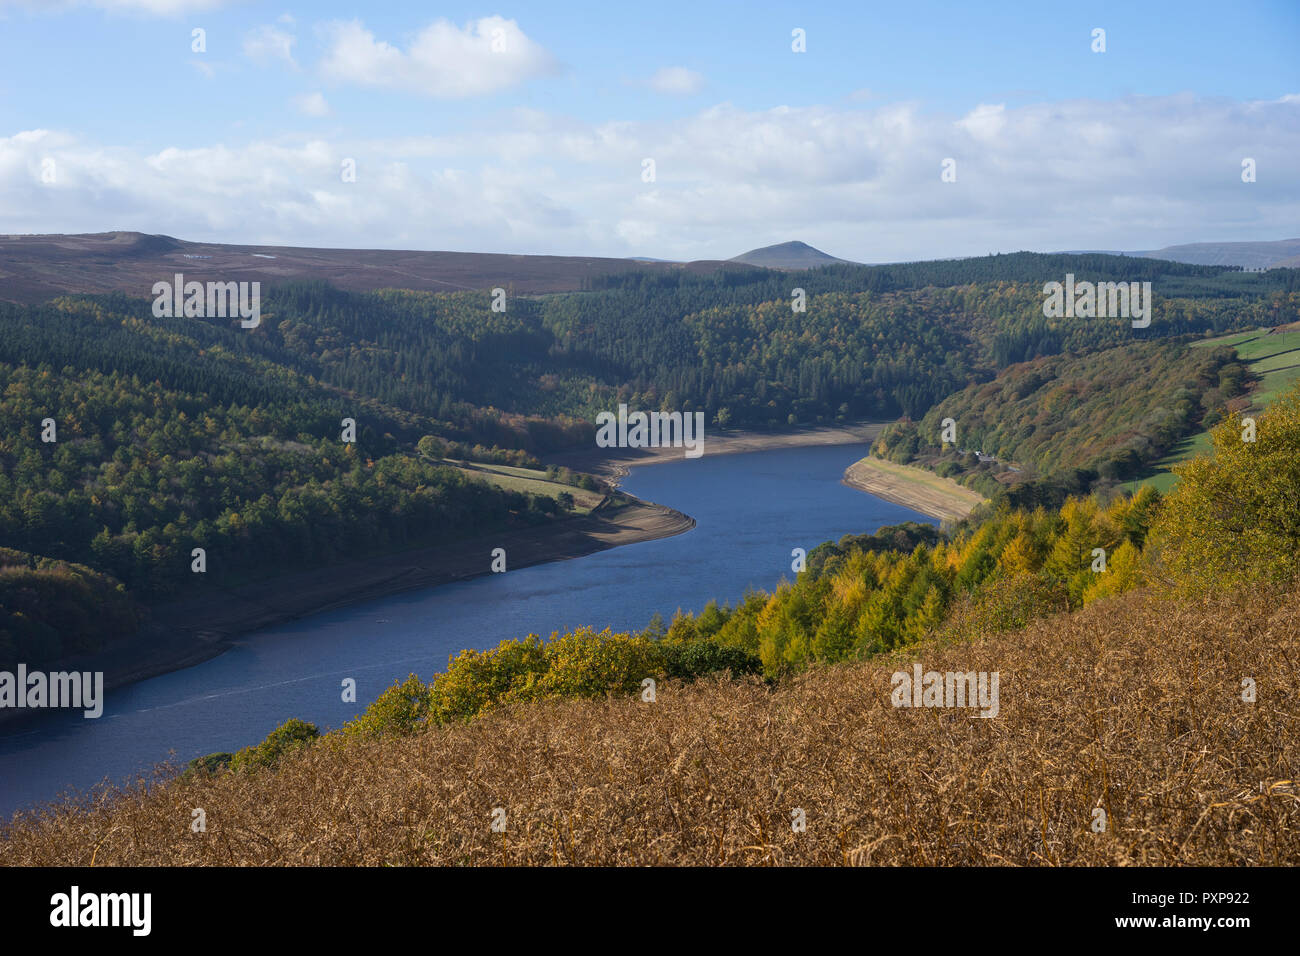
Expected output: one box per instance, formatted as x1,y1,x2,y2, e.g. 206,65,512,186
2,421,894,727
841,456,986,522
549,421,887,487
0,495,693,729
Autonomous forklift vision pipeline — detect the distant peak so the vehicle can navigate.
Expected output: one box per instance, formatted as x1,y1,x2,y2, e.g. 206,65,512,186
729,240,854,269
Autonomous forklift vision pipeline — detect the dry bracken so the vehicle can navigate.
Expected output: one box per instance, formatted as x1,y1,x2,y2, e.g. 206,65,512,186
2,585,1297,866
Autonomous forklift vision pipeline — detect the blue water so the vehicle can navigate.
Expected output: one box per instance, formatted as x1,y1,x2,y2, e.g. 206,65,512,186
0,443,930,818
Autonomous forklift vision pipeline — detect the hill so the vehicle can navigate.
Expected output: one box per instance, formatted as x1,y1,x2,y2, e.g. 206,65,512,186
728,240,854,269
1136,323,1300,491
1068,238,1300,269
6,234,1297,305
871,339,1250,504
0,289,613,672
1137,238,1300,269
0,231,738,304
0,254,1292,672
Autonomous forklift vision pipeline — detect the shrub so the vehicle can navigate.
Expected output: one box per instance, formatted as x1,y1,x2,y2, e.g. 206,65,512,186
536,627,666,699
230,718,320,772
346,630,759,737
662,640,762,681
428,636,549,723
344,674,433,738
183,752,233,778
946,573,1064,641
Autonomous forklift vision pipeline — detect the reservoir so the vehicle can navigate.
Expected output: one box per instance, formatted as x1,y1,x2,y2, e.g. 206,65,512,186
0,443,931,818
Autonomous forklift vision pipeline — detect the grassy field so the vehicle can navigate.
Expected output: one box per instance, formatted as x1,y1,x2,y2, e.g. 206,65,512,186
1134,325,1300,492
445,460,606,514
1195,325,1300,406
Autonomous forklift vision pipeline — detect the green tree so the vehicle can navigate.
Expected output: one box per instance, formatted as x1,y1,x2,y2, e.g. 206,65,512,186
230,718,320,772
1149,383,1300,592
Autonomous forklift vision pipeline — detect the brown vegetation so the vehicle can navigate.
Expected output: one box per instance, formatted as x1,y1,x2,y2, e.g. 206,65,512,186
0,231,737,303
3,584,1296,866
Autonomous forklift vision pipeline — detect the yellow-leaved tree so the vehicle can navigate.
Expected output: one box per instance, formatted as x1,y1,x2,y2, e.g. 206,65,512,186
1148,381,1300,593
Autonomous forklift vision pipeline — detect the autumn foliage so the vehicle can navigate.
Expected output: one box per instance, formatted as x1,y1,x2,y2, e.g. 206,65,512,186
4,384,1299,866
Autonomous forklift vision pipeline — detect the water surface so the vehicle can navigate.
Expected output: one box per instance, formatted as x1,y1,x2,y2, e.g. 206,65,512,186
0,443,930,817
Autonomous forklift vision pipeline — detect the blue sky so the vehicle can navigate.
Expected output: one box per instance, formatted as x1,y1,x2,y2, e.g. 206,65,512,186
0,0,1297,260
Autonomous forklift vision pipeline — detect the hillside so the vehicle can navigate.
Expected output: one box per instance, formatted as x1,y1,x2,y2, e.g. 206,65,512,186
1063,238,1300,269
728,240,854,269
4,351,1299,866
871,340,1249,502
1137,238,1300,269
0,231,739,304
0,291,606,671
4,583,1295,866
0,255,1293,672
4,234,1297,307
1138,324,1300,491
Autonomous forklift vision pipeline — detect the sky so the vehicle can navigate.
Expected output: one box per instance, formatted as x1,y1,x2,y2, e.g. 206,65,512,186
0,0,1297,262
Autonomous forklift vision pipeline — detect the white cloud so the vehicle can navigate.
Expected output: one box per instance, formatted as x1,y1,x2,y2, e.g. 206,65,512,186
317,16,557,98
956,103,1006,141
2,94,1295,262
244,23,297,67
647,67,704,96
292,92,331,117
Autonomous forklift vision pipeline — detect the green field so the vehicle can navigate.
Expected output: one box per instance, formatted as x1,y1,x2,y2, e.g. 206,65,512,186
1135,325,1300,492
445,460,606,513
